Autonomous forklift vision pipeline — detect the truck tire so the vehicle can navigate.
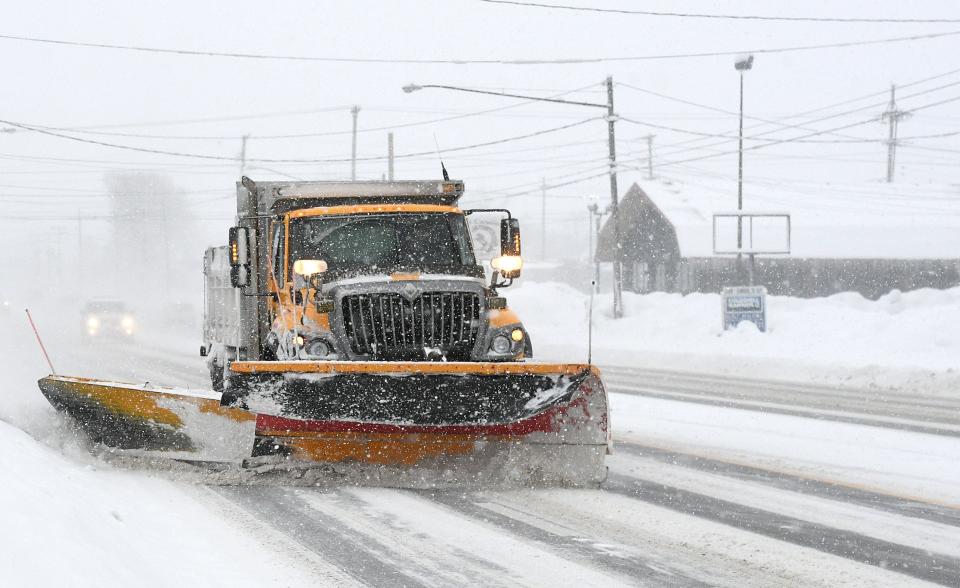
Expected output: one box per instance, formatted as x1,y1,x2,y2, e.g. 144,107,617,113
209,358,224,392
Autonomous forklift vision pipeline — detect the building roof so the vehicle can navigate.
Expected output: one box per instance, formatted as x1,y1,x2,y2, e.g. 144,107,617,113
599,179,960,260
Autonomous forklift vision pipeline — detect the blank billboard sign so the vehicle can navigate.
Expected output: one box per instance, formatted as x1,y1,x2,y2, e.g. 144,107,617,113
713,213,791,255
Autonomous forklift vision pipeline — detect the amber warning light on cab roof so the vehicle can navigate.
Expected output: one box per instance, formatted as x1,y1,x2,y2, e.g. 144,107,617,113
250,179,465,200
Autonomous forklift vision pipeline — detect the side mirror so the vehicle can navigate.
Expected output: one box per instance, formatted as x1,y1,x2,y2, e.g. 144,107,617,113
494,218,523,280
229,227,251,288
500,218,521,256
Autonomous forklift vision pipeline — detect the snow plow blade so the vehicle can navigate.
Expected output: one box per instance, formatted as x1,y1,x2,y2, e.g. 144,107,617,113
37,361,609,487
36,375,257,459
226,361,610,487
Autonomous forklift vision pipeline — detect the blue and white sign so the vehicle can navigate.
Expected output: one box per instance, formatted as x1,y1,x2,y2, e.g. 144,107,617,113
721,286,767,332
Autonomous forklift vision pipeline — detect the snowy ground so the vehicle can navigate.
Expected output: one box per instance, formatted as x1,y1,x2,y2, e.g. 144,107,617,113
2,284,959,586
0,309,341,587
509,281,960,393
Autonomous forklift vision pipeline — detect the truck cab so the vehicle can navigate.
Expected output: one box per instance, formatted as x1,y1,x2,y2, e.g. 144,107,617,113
203,179,529,387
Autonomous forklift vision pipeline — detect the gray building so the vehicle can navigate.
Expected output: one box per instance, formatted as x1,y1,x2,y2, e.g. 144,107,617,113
598,182,960,298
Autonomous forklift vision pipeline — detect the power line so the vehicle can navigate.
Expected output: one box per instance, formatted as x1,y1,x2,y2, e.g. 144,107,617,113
478,0,960,23
661,162,960,200
899,143,960,155
56,106,354,131
0,29,958,65
654,94,960,169
647,78,960,159
27,84,602,140
620,116,960,144
639,67,960,156
650,173,960,216
617,82,869,141
0,116,599,163
472,167,610,202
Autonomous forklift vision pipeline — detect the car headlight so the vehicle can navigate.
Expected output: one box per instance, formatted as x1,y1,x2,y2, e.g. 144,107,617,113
86,316,100,329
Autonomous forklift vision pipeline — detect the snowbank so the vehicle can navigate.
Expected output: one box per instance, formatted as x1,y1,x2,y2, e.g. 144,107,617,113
0,420,321,587
0,313,322,588
509,281,960,389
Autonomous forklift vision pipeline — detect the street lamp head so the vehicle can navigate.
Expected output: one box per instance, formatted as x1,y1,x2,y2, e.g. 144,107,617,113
734,54,754,72
402,84,422,94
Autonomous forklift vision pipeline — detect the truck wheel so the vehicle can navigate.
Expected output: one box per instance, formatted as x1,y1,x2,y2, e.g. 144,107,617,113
209,359,224,392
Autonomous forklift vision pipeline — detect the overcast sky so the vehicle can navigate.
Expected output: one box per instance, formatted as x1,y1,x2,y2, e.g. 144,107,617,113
2,0,959,264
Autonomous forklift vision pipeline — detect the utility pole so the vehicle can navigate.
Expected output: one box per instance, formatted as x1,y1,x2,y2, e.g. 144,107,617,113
350,105,361,180
51,228,64,277
240,135,249,176
587,204,594,268
387,132,395,181
76,211,84,296
605,76,623,318
403,79,623,317
540,178,547,260
644,134,655,180
882,84,910,183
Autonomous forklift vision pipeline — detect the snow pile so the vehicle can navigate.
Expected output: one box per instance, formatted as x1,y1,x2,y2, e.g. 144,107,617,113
0,421,320,587
0,313,319,588
510,281,960,386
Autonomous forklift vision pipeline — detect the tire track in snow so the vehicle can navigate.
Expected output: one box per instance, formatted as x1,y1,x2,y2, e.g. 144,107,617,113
214,486,433,588
419,490,712,587
604,473,960,587
299,487,631,587
603,368,960,438
615,441,960,527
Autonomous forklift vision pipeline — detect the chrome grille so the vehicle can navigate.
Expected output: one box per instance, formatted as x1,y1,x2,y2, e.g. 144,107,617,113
342,292,481,359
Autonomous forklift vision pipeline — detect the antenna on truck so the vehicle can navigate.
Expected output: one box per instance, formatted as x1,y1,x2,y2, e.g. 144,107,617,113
587,281,595,364
25,309,57,375
433,134,450,181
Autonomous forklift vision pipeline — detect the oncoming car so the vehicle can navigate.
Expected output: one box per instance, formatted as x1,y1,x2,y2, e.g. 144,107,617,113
82,300,136,340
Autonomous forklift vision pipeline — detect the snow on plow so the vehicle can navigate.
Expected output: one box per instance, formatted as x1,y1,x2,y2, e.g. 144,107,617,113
37,361,610,488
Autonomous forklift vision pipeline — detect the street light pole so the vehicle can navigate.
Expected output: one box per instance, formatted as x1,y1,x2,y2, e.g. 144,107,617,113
350,105,361,181
403,80,624,317
735,55,754,284
540,178,547,260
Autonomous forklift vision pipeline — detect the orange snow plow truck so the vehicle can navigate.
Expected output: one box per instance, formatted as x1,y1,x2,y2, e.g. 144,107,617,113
38,177,610,487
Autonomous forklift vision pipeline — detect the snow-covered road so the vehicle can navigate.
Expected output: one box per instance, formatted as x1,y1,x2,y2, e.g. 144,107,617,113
4,334,959,587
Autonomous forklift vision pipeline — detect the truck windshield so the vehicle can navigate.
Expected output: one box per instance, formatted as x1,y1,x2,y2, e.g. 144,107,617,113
288,213,480,278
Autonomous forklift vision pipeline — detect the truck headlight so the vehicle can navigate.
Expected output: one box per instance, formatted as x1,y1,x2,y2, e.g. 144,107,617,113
121,315,135,329
304,338,335,359
491,255,523,279
491,335,512,354
86,316,100,329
